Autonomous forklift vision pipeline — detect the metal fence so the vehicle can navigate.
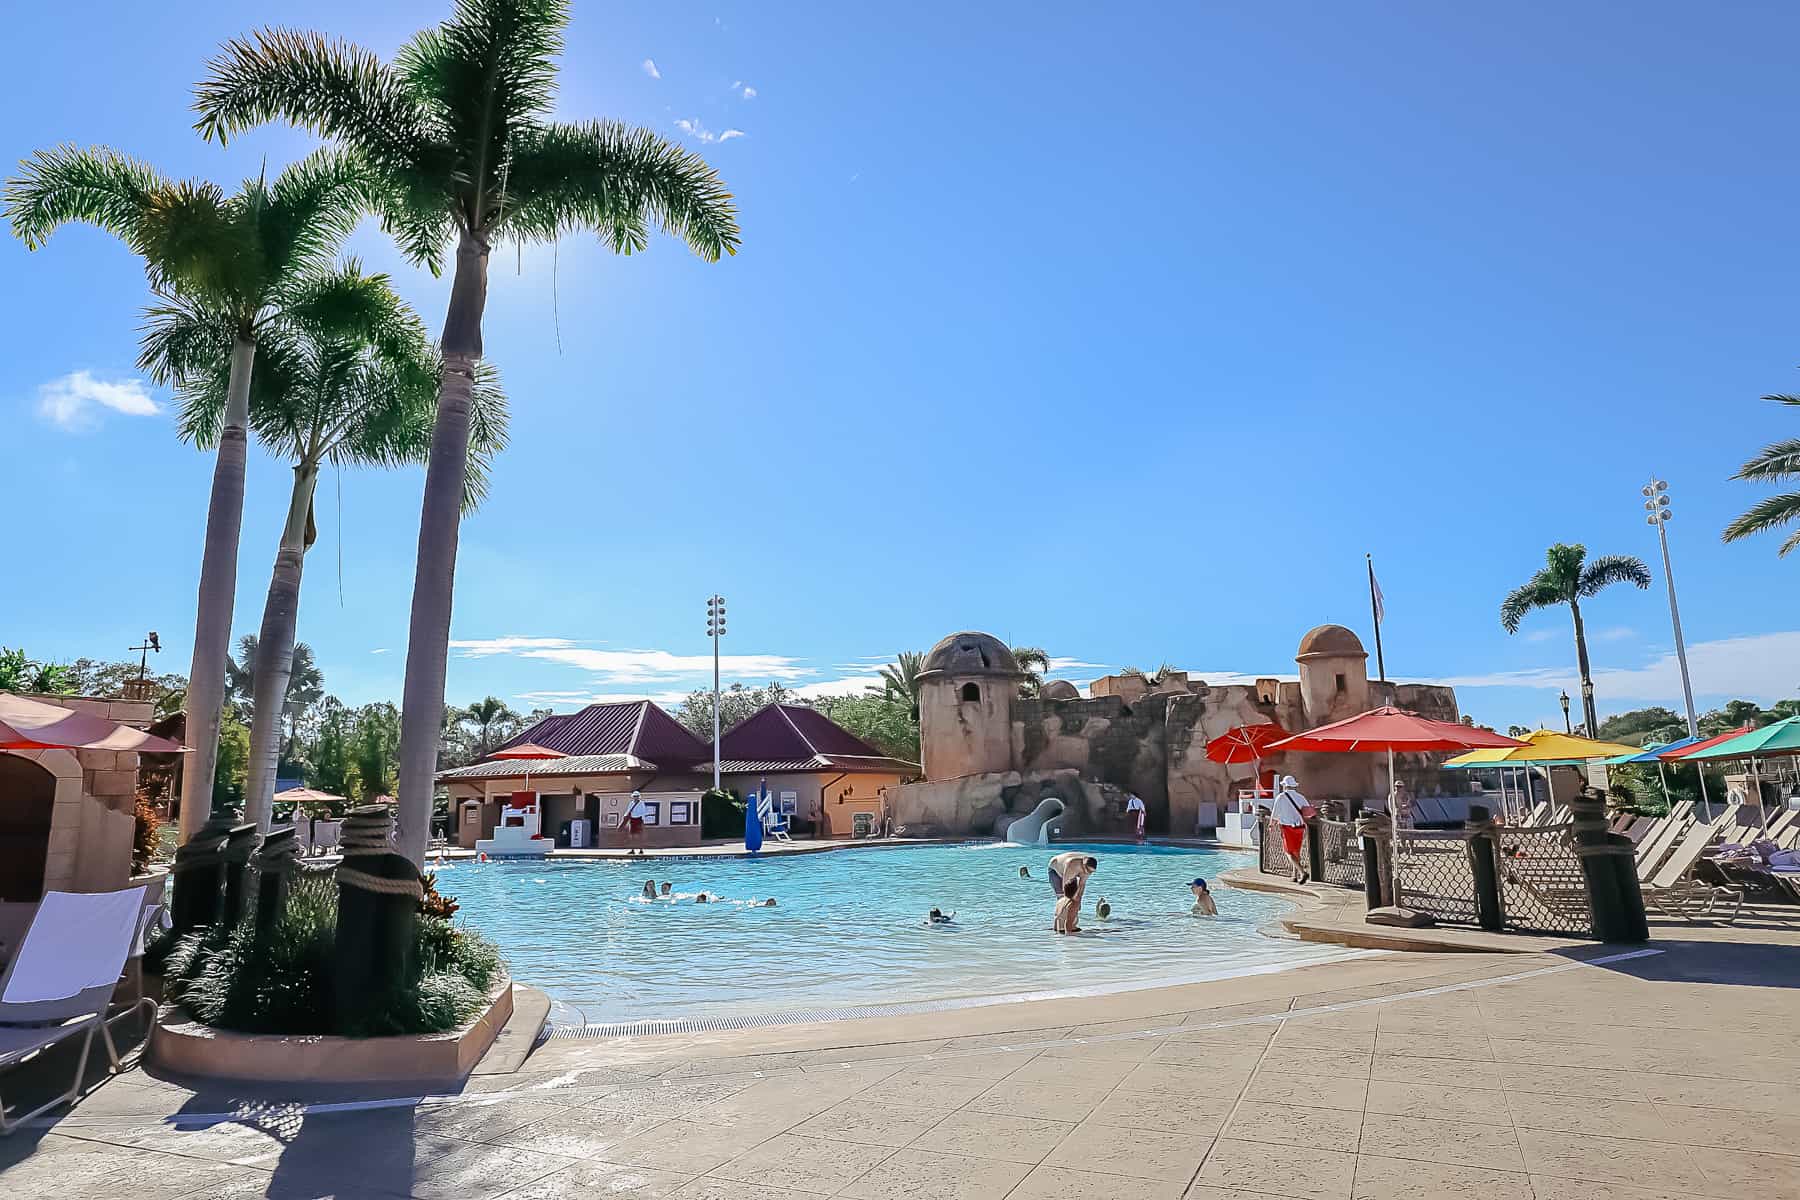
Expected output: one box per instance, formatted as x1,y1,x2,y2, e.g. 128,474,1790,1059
1258,815,1594,938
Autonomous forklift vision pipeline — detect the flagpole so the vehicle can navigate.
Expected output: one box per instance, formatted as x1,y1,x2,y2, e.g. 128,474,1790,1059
1367,553,1387,683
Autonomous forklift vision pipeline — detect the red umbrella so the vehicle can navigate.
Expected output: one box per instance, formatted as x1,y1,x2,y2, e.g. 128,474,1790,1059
1205,721,1291,764
1656,726,1754,761
0,691,186,753
1269,707,1522,922
486,741,565,760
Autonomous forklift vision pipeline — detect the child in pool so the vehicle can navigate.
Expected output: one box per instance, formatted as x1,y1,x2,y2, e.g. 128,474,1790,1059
641,880,656,900
1190,877,1218,916
1018,865,1031,879
1054,880,1081,934
1094,896,1111,920
660,882,672,897
927,907,954,924
695,892,712,904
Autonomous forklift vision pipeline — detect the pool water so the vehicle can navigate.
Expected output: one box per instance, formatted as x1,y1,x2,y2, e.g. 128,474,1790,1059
436,842,1351,1025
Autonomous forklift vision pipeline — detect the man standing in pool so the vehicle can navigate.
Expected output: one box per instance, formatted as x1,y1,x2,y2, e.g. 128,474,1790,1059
1047,851,1098,909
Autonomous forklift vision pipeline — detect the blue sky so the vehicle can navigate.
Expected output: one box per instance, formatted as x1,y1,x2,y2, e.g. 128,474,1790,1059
5,1,1800,730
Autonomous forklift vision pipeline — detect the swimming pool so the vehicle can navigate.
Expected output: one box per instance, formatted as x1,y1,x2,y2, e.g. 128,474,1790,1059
436,842,1358,1026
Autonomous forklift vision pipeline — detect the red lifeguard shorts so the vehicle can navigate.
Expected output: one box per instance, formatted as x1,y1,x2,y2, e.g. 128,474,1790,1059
1281,824,1306,855
629,817,644,833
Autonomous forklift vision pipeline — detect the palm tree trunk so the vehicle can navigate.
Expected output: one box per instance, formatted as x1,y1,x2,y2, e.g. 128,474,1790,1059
244,461,319,832
395,229,488,864
1570,596,1597,735
178,335,256,844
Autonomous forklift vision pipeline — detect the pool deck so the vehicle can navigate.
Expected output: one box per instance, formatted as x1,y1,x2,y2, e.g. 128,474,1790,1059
426,834,1231,863
6,888,1800,1200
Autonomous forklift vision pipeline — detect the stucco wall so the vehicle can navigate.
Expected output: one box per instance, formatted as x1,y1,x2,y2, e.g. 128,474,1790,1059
918,676,1014,780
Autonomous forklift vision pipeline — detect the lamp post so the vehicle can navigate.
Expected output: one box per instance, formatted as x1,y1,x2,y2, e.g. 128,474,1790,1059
1559,690,1572,735
1643,478,1699,740
706,595,726,791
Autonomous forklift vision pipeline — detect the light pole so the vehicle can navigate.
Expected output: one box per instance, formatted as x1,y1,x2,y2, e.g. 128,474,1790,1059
706,595,726,791
1643,478,1699,740
1559,690,1571,735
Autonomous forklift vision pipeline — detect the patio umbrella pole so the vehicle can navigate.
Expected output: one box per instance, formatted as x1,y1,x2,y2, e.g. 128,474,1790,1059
1388,746,1401,908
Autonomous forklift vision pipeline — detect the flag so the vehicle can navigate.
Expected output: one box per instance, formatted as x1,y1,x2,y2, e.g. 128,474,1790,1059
1368,557,1385,624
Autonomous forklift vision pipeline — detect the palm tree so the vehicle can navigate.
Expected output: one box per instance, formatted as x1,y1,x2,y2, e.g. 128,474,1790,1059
872,652,926,722
195,0,742,862
1011,646,1050,699
458,696,523,760
1723,394,1800,555
166,263,508,830
6,147,368,844
1500,543,1651,735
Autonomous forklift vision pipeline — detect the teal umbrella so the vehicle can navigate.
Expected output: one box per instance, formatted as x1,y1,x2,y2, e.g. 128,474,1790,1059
1686,715,1800,759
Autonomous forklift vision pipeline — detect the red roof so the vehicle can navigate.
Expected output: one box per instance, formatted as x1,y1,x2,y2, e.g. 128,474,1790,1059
492,701,708,768
718,704,918,772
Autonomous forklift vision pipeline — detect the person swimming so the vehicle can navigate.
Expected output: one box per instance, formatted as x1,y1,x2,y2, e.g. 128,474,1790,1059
1190,877,1218,916
695,892,712,904
927,907,954,924
1018,865,1031,879
660,882,672,897
1094,896,1112,920
641,880,656,900
1054,880,1080,934
759,898,778,908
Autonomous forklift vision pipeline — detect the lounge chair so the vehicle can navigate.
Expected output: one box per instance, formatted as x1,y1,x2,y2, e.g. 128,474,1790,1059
0,887,155,1134
1641,813,1743,922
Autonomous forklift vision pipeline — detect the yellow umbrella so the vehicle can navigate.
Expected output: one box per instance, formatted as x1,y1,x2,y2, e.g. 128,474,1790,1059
1492,729,1641,763
1443,746,1515,768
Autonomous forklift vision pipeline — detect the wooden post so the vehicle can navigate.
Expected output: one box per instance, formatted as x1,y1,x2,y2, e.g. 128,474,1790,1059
219,822,260,926
1356,812,1392,908
251,825,298,936
333,806,422,1031
168,815,234,936
1569,784,1648,943
1466,805,1504,932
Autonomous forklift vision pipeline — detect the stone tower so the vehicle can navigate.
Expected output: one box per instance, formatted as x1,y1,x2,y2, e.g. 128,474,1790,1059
1295,623,1370,726
916,632,1024,780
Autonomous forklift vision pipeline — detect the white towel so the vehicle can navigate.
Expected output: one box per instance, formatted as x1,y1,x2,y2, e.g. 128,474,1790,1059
2,886,146,1006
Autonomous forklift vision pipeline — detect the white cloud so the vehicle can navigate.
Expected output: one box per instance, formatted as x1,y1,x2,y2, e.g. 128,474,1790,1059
453,635,805,684
1428,630,1800,703
732,81,756,99
1524,629,1559,643
36,371,159,431
370,648,390,655
642,58,661,79
674,118,744,144
1045,656,1108,674
791,674,884,699
516,689,690,708
1597,626,1636,642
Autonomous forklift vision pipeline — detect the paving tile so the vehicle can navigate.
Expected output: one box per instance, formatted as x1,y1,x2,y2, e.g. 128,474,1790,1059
963,1078,1113,1122
1633,1072,1792,1111
1088,1087,1229,1136
1223,1099,1362,1154
1506,1094,1675,1141
1359,1111,1523,1172
306,1135,572,1200
1517,1129,1710,1192
1123,1062,1253,1097
1363,1078,1506,1120
1184,1186,1290,1200
494,1109,669,1159
1256,1046,1373,1079
1034,1037,1163,1062
709,1133,893,1193
852,1072,993,1114
1192,1137,1355,1200
413,1097,573,1144
1008,1163,1189,1199
1241,1071,1366,1113
905,1049,1040,1080
1369,1053,1498,1089
1654,1103,1800,1154
1272,1024,1377,1052
665,1179,827,1200
1146,1040,1270,1069
494,1159,695,1199
1006,1055,1138,1088
909,1110,1074,1164
1042,1121,1211,1182
1489,1038,1641,1071
1496,1064,1647,1102
604,1120,789,1176
789,1099,945,1148
837,1147,1032,1200
1688,1145,1800,1200
1373,1031,1494,1061
1525,1178,1697,1200
1349,1154,1530,1200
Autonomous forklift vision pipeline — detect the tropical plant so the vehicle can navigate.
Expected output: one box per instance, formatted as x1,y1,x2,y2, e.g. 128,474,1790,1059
1500,543,1651,736
1011,646,1050,699
1723,394,1800,555
871,652,925,721
172,265,507,830
675,682,797,741
807,693,922,765
6,147,369,844
0,648,77,694
227,636,325,744
195,0,743,864
456,696,524,761
354,702,402,802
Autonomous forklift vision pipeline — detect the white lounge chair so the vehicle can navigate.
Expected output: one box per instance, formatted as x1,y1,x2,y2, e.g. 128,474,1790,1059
1641,812,1743,922
0,887,155,1134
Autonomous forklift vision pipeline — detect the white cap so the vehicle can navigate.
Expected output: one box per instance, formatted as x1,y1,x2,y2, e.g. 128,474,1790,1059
1280,775,1299,789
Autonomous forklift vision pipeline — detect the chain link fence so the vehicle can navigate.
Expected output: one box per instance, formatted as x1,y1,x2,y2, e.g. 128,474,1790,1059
1393,829,1484,925
1316,818,1364,891
1493,822,1593,935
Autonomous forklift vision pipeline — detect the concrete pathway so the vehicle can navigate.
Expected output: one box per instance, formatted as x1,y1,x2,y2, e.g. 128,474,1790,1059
5,908,1799,1199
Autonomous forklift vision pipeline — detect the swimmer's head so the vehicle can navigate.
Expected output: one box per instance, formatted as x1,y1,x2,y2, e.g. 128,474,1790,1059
1018,866,1030,877
1191,877,1209,893
1063,880,1078,899
764,898,777,907
660,882,672,894
1085,856,1099,871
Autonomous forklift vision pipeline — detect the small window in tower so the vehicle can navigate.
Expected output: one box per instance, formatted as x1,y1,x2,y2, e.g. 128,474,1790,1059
1335,673,1347,693
960,682,981,702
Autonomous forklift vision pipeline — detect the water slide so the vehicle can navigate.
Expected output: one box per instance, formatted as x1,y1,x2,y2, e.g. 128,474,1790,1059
1005,796,1065,845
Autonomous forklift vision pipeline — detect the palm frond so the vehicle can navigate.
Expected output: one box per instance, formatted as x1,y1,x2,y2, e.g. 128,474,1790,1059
1722,492,1800,549
137,293,238,386
1578,554,1652,596
1761,393,1800,408
1731,437,1800,483
1500,574,1561,634
503,120,741,259
264,148,375,285
194,27,432,174
4,144,173,252
459,361,510,511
